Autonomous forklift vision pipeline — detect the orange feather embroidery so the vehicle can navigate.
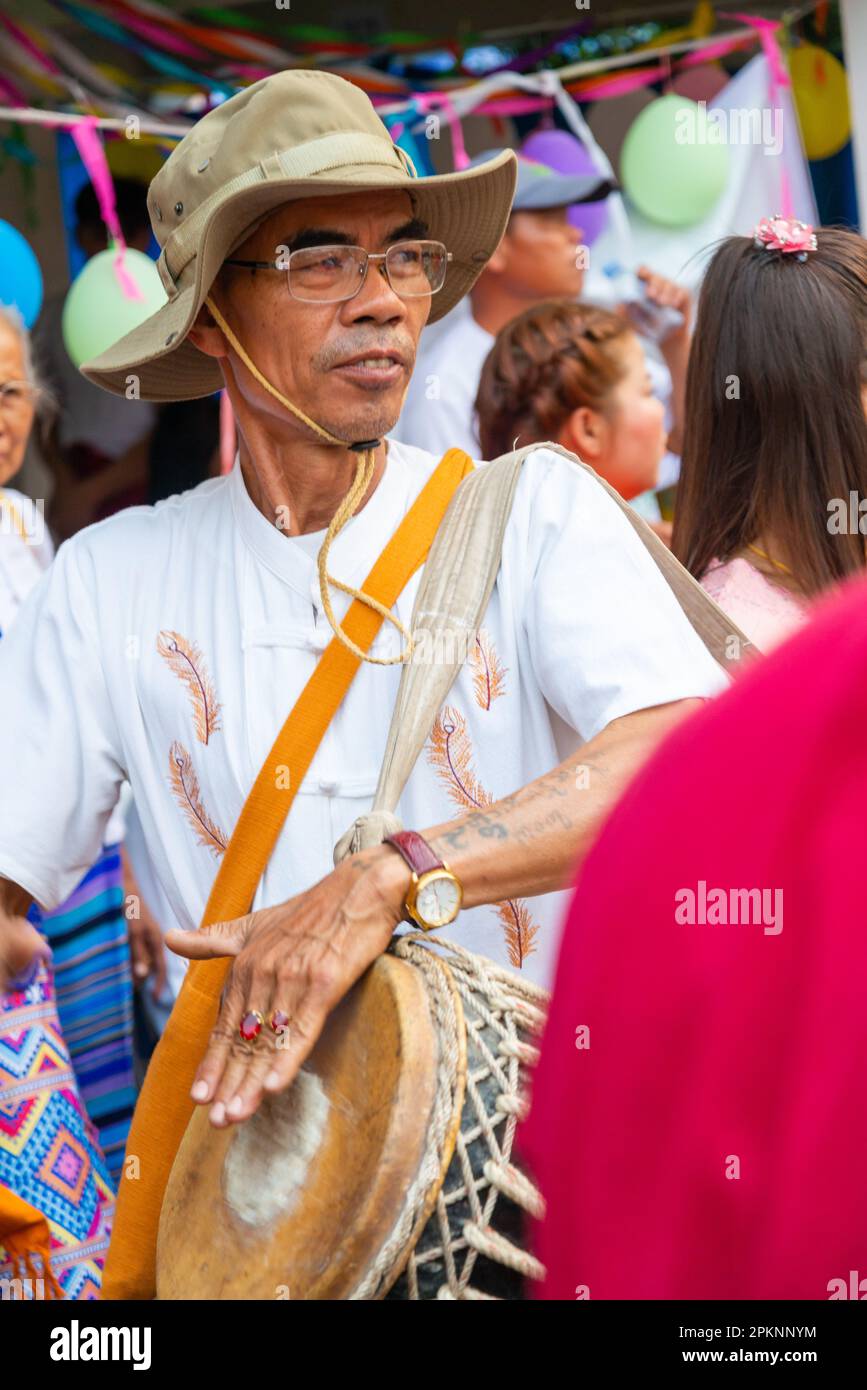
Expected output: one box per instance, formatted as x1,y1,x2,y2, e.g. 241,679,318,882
470,628,507,710
157,630,222,745
427,704,540,969
168,741,227,858
494,898,540,973
428,705,489,813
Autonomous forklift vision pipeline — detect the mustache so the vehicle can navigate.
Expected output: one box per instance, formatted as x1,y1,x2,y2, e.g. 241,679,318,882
317,334,416,369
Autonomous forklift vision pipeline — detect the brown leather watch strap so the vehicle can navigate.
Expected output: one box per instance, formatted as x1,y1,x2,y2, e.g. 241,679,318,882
383,830,443,877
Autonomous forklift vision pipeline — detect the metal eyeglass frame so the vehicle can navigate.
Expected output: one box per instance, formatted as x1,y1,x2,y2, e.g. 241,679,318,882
223,239,453,303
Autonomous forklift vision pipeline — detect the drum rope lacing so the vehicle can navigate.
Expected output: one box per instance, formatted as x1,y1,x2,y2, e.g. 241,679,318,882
354,934,548,1301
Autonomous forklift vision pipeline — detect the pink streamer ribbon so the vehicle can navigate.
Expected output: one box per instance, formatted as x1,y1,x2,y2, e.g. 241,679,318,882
69,117,143,302
0,14,62,75
676,34,755,70
576,66,668,99
0,69,28,105
101,8,213,62
412,91,470,170
387,29,762,132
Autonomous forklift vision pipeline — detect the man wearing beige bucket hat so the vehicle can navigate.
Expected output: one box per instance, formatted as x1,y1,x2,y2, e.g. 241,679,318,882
0,71,727,1209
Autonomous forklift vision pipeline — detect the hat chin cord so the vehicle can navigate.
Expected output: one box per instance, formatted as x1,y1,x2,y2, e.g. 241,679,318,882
205,293,414,667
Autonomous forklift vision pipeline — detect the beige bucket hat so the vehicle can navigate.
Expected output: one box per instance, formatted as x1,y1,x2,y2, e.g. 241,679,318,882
81,69,517,401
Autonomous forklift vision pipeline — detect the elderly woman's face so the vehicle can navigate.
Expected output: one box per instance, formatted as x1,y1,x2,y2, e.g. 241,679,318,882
0,323,35,487
206,190,433,447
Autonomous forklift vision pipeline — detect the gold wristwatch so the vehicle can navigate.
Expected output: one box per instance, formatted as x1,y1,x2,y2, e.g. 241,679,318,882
383,830,463,931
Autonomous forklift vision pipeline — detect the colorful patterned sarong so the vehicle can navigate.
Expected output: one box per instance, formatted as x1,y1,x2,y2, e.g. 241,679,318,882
0,958,115,1299
28,843,136,1183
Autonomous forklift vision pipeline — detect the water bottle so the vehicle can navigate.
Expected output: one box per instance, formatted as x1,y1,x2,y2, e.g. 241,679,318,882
600,262,685,344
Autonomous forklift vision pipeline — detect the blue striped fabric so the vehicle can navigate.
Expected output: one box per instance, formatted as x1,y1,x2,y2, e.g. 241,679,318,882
28,844,136,1184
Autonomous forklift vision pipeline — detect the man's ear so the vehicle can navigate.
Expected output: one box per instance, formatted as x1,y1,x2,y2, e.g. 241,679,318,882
483,232,509,277
186,299,229,360
560,405,605,461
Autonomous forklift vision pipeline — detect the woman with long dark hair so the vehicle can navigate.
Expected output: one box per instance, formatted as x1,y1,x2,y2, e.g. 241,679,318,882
674,218,867,650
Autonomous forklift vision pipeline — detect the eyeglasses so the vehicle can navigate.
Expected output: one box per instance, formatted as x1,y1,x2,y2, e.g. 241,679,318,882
223,239,452,304
0,381,38,416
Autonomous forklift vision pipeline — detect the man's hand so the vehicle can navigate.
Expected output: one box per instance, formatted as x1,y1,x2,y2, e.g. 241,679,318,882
167,700,706,1130
122,847,169,1001
635,265,692,455
635,265,692,343
166,846,408,1127
1,916,48,994
127,912,169,1001
0,877,42,994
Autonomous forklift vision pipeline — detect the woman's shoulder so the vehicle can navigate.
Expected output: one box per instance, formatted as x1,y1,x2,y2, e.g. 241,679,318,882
701,555,809,653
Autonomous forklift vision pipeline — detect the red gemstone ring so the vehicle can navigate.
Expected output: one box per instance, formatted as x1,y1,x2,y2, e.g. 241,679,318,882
270,1010,290,1035
239,1010,264,1043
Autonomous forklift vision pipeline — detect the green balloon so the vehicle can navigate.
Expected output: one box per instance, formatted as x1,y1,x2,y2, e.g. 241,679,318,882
62,247,167,369
621,93,730,228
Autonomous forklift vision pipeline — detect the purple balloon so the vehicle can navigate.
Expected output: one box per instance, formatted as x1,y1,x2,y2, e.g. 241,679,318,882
521,128,610,247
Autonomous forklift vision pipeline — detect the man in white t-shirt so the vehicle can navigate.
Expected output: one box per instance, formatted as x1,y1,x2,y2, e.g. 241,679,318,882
0,72,729,1133
392,149,614,458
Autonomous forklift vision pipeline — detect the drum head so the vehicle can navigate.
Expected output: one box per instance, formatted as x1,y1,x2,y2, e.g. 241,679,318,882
156,951,465,1299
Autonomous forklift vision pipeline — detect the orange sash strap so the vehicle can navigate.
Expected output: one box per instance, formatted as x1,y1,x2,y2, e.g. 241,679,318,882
102,447,474,1299
0,1190,65,1299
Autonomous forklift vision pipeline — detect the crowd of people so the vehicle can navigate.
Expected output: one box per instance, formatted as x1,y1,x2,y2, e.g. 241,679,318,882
1,66,866,1302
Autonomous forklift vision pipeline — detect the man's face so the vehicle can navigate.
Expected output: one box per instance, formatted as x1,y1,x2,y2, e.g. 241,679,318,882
491,206,586,300
210,190,432,446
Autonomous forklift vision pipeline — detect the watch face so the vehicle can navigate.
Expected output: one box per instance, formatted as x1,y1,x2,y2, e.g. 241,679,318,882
416,872,461,928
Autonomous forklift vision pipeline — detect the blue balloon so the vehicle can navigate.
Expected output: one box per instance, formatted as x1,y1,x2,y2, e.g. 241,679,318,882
0,221,43,328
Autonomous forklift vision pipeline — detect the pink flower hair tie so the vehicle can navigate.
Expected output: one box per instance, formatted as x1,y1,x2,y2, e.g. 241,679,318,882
753,215,818,262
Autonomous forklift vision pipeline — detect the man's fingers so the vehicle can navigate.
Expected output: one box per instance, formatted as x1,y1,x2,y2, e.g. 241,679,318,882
215,955,345,1120
260,999,326,1097
150,928,169,1000
208,959,279,1123
257,955,357,1099
182,869,397,1125
208,1024,270,1125
635,265,688,311
218,1034,286,1124
127,920,151,982
166,915,251,961
189,969,249,1109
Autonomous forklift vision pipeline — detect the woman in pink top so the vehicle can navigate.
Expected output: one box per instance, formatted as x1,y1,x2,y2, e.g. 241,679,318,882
674,219,867,652
521,576,867,1299
701,556,806,653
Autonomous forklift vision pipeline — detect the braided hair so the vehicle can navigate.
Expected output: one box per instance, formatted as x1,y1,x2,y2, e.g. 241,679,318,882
475,300,632,461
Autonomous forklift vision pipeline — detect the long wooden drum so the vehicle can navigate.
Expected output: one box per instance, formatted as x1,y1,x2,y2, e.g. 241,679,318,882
157,935,548,1300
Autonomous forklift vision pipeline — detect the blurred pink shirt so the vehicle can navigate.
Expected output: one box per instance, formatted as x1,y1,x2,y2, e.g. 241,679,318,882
701,555,808,653
521,576,867,1300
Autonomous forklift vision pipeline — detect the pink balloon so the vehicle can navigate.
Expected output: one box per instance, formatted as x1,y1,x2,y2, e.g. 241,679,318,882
671,63,729,104
521,128,611,247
